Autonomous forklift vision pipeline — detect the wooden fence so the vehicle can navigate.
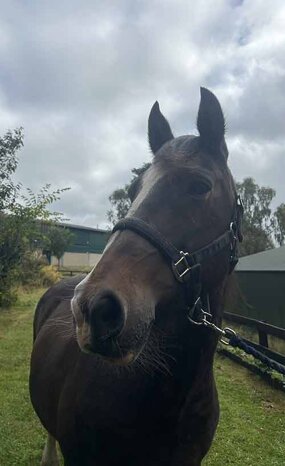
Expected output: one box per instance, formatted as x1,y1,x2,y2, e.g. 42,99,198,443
59,269,89,277
223,311,285,367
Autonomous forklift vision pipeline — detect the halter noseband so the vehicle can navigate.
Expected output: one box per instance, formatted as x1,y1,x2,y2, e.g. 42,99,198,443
112,195,243,330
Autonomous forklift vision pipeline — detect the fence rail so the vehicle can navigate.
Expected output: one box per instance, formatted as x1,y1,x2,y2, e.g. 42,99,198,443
59,269,89,277
223,311,285,367
224,311,285,341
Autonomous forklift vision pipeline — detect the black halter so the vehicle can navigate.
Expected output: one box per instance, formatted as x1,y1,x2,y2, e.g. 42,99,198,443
112,195,243,329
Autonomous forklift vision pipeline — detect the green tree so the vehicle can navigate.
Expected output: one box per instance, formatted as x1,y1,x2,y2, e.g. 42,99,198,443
0,128,23,210
107,188,131,226
0,129,68,307
273,203,285,246
236,177,275,256
107,163,151,225
44,226,74,269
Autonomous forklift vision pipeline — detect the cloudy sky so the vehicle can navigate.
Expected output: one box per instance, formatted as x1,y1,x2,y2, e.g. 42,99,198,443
1,0,285,228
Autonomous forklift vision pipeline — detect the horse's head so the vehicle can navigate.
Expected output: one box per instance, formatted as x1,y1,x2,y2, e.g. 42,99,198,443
72,88,239,365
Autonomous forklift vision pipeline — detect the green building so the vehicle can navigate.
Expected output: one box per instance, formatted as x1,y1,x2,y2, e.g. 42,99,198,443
234,246,285,328
48,223,110,268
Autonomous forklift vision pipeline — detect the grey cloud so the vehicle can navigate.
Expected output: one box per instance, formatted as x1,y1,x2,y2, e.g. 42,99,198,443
0,0,284,227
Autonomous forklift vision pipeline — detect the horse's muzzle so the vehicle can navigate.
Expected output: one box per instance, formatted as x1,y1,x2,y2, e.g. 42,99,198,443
89,292,126,343
72,290,136,361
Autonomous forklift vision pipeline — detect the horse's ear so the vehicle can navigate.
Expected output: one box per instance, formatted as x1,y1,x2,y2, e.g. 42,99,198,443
148,102,174,154
197,87,227,159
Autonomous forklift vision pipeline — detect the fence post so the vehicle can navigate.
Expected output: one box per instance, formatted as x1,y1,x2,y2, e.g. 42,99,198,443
258,329,268,348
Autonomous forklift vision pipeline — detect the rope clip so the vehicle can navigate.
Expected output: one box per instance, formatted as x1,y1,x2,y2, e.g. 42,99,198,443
187,299,237,343
220,327,237,345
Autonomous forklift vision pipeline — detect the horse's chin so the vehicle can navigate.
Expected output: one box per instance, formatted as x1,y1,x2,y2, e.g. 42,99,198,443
80,344,142,366
76,331,148,366
102,351,137,366
75,316,153,366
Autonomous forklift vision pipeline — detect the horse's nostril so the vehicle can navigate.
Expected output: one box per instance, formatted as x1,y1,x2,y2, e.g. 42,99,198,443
99,299,119,324
90,294,125,342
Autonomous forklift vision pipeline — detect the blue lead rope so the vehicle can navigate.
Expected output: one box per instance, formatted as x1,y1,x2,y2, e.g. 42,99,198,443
228,333,285,376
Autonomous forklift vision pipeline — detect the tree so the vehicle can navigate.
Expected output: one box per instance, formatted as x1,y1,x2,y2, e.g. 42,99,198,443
44,226,74,269
0,128,23,210
236,177,275,256
0,128,69,307
273,203,285,246
107,188,131,226
107,163,151,225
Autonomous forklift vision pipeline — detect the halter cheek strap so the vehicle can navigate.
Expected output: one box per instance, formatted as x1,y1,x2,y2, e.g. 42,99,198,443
112,195,243,327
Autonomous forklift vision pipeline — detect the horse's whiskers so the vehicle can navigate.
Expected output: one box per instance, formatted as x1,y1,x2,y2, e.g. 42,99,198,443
135,332,175,377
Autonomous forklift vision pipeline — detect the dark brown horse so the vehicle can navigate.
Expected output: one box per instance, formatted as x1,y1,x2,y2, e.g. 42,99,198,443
30,88,241,466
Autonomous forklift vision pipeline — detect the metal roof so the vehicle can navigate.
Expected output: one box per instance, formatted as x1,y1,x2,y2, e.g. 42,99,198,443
236,245,285,272
58,222,109,234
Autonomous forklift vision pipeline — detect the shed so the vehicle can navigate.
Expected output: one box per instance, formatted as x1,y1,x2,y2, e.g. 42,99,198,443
45,222,110,268
233,246,285,328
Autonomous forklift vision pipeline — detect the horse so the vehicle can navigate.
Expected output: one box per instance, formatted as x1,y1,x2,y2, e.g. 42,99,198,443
30,88,242,466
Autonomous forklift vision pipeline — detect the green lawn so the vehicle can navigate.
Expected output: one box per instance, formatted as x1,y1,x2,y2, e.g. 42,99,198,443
0,289,284,465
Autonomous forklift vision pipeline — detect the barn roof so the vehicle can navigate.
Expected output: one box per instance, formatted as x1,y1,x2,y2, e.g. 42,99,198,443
58,222,108,234
236,245,285,272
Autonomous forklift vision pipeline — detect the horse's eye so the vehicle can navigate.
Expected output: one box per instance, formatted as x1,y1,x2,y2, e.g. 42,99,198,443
188,179,212,196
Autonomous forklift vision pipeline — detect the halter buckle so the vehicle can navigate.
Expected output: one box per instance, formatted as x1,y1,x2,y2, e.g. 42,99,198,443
173,251,192,281
230,221,238,241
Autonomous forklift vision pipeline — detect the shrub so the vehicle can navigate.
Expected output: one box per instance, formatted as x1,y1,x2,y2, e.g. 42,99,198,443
0,281,18,308
39,265,61,287
0,127,69,308
18,251,48,287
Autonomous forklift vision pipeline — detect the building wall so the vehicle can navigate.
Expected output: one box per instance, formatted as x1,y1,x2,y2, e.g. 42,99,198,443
42,222,110,268
51,252,102,268
233,271,285,328
65,228,110,254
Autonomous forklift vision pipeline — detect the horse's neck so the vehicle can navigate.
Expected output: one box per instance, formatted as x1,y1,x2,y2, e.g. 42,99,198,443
171,282,226,385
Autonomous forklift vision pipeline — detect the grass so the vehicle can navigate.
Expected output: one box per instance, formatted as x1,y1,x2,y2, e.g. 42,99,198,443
204,357,285,465
0,289,285,465
0,288,47,466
